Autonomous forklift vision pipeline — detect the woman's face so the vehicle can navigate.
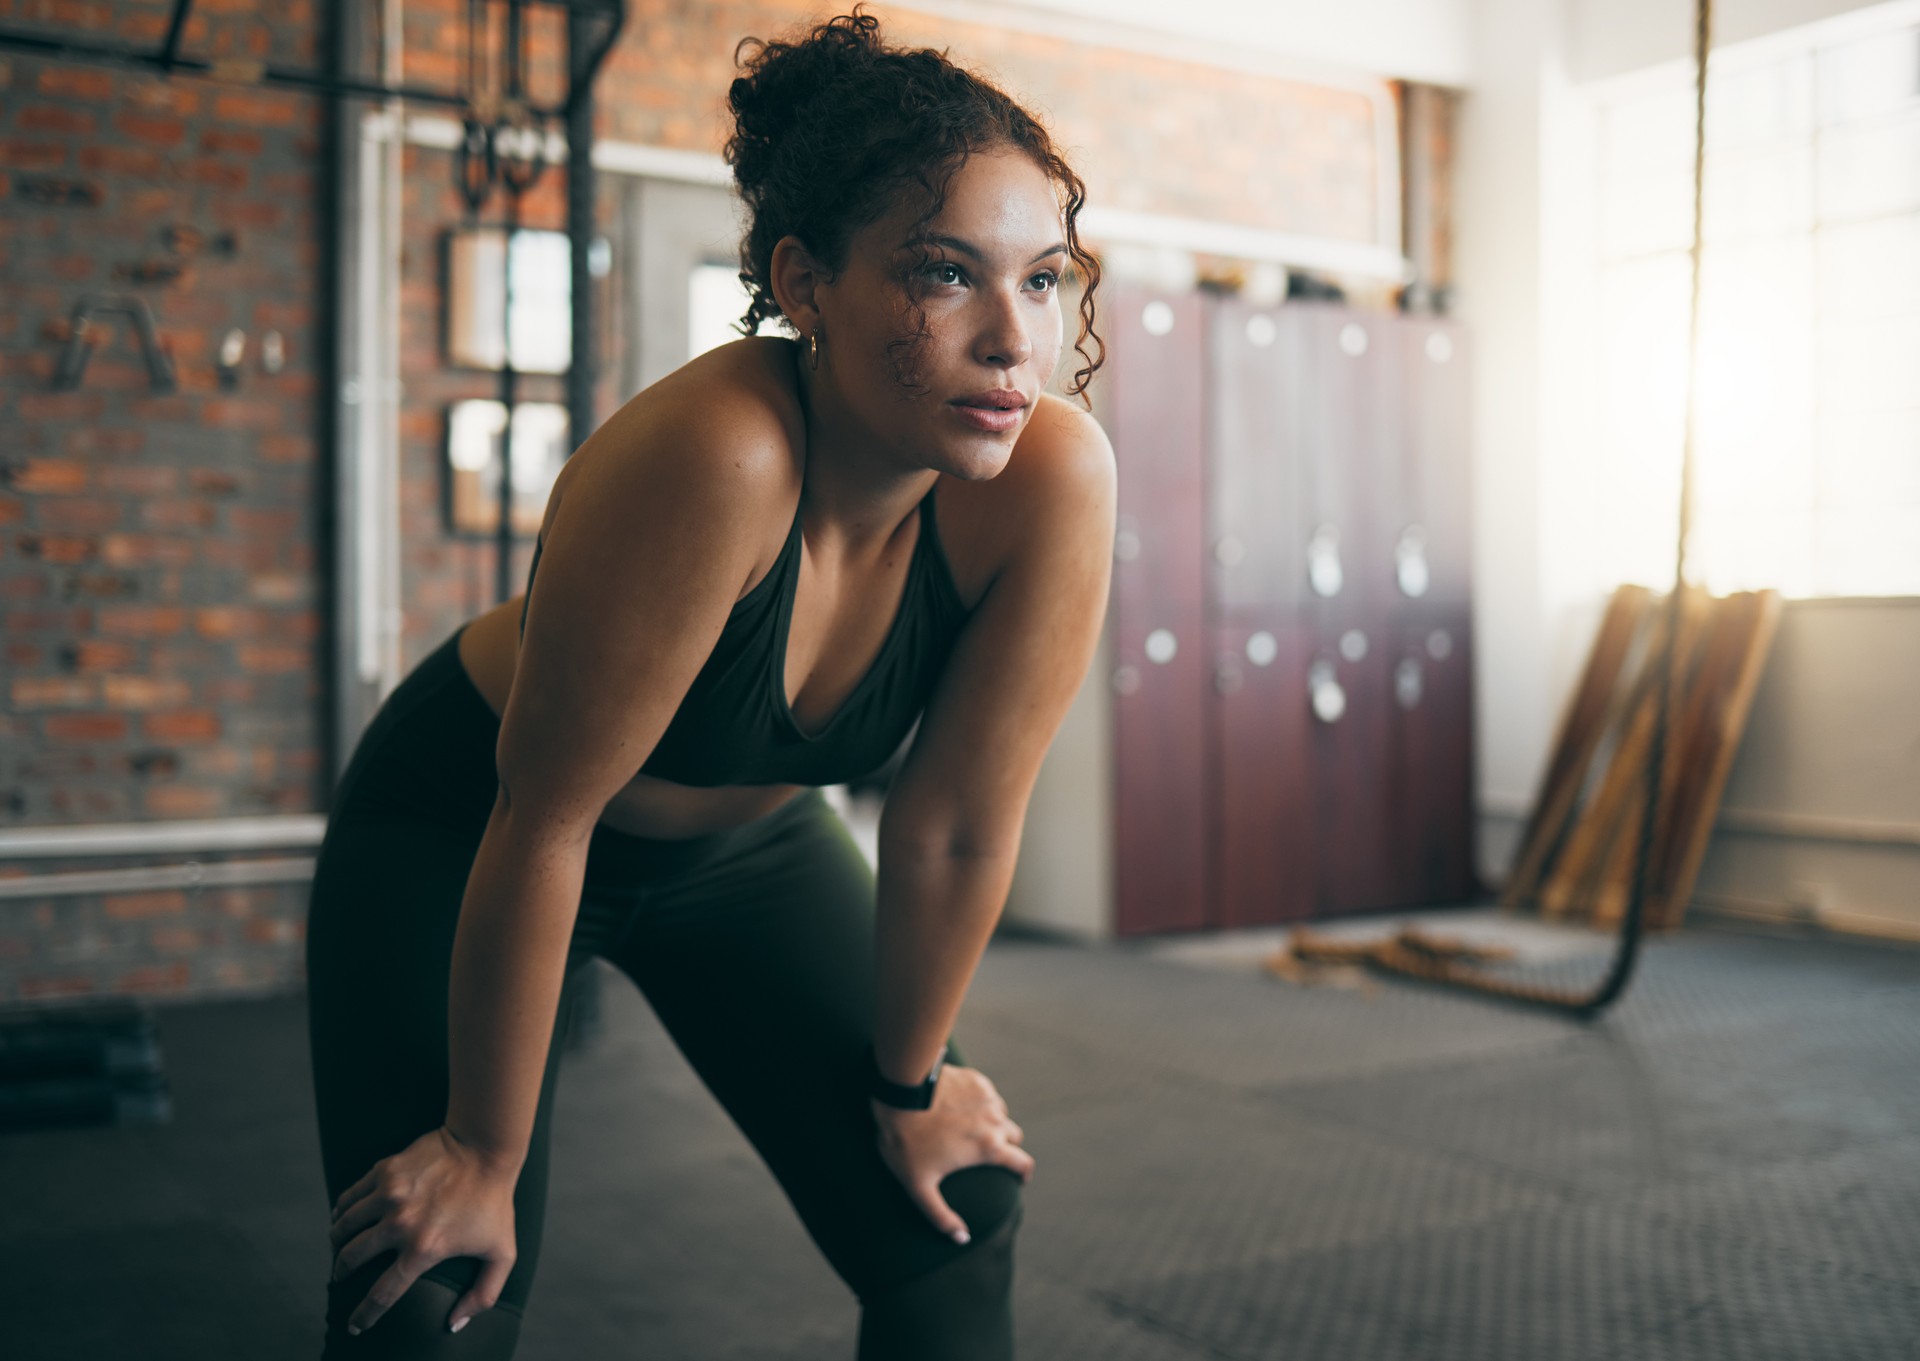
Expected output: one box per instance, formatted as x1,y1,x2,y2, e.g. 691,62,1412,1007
810,146,1069,482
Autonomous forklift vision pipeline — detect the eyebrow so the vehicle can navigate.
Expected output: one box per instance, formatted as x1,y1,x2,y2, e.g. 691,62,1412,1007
916,233,1070,267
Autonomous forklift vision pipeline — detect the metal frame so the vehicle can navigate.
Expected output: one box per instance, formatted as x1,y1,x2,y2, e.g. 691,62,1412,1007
0,0,622,117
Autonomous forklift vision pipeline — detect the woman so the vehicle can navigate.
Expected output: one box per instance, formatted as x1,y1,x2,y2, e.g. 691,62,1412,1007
306,10,1112,1357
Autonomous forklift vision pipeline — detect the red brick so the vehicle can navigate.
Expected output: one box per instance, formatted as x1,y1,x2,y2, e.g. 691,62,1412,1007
35,67,115,100
0,494,24,524
144,785,222,817
12,676,95,708
185,160,248,190
200,128,262,155
77,144,165,179
150,926,213,954
213,90,296,127
66,428,148,459
144,710,220,742
98,605,188,636
0,140,66,170
97,464,172,495
238,643,306,673
100,534,195,567
18,533,97,563
140,499,217,531
7,641,44,668
186,469,243,496
66,640,137,671
8,607,91,633
103,675,192,709
229,507,299,537
115,963,192,994
13,392,106,423
247,571,303,604
5,459,88,493
194,605,264,638
19,105,97,135
201,399,282,431
37,498,123,532
46,712,127,741
20,976,96,1000
115,111,186,146
257,434,308,463
103,890,188,921
244,916,301,945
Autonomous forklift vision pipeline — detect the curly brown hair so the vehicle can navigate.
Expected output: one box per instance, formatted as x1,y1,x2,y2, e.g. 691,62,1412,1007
724,6,1105,402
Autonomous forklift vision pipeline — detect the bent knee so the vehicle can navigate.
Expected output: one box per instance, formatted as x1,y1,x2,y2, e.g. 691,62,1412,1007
940,1164,1025,1246
324,1263,523,1359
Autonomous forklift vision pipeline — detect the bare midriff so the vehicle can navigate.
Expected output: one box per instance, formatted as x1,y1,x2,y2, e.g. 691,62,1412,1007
455,599,807,841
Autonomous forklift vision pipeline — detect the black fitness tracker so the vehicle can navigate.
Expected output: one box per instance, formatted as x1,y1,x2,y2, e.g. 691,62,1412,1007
866,1042,947,1110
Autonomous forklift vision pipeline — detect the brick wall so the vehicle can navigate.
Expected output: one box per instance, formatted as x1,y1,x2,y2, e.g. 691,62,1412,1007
1,1,325,1002
2,0,1444,1005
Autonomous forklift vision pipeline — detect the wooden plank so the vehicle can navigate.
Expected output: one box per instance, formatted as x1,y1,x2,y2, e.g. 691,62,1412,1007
1500,585,1654,908
1537,586,1711,920
1647,590,1782,928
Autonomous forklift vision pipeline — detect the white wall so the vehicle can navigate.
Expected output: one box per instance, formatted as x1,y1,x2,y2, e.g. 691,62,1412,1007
1457,0,1920,935
912,0,1478,85
1567,0,1901,79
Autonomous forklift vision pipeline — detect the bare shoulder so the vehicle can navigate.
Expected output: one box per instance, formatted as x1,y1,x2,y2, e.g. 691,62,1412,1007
935,392,1116,604
551,336,804,521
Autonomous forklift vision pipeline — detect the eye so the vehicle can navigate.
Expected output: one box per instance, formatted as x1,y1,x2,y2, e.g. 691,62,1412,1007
1028,269,1061,294
922,260,965,287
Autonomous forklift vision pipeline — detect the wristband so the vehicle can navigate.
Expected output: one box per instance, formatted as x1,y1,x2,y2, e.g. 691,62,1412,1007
866,1042,947,1110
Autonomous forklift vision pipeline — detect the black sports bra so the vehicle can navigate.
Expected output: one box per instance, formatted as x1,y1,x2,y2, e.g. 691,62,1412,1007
518,490,970,788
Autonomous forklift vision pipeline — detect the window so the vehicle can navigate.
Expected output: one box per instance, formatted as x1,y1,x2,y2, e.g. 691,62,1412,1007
1589,9,1920,597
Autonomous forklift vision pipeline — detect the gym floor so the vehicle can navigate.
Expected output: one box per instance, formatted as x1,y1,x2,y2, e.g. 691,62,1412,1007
4,911,1918,1360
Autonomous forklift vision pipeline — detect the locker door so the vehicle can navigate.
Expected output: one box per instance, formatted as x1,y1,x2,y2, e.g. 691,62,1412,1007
1286,305,1401,916
1396,318,1472,609
1102,286,1208,936
1205,296,1314,927
1210,622,1316,926
1386,611,1477,904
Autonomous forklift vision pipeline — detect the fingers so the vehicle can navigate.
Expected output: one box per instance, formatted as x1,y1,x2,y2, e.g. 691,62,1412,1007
999,1141,1037,1183
450,1252,516,1334
332,1167,378,1223
327,1189,386,1253
910,1178,973,1247
348,1250,433,1336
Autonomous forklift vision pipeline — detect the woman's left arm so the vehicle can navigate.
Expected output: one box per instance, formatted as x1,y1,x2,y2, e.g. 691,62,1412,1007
867,399,1115,1230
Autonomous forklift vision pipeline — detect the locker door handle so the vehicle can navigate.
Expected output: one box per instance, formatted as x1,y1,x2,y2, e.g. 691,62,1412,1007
1308,525,1343,598
1111,665,1141,696
1395,657,1425,710
1396,526,1431,598
1309,660,1347,724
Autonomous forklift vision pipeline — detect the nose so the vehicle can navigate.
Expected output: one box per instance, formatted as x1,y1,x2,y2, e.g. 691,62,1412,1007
974,285,1034,370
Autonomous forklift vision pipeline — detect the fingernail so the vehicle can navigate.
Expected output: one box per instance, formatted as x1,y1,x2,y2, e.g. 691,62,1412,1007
951,1228,971,1246
451,1317,469,1334
347,1325,361,1337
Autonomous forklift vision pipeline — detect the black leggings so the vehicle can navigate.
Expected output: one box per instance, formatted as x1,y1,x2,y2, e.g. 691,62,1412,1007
304,627,1023,1358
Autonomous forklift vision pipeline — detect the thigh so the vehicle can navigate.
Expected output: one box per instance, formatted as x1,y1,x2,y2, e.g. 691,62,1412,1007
601,796,1022,1300
305,816,583,1322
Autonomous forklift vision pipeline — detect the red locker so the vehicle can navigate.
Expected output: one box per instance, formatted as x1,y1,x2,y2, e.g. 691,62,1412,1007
1103,286,1209,936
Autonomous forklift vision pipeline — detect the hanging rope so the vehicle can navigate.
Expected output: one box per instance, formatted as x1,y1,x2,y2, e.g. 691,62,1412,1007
1294,0,1714,1017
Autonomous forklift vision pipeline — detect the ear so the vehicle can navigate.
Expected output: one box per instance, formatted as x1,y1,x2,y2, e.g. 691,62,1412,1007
769,235,828,335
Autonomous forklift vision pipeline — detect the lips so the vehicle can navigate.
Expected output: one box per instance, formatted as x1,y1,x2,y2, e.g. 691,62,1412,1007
953,390,1028,410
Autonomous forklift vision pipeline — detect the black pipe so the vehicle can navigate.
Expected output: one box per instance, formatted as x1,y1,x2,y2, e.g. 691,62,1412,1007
565,7,606,457
158,0,194,71
316,0,351,801
0,26,576,117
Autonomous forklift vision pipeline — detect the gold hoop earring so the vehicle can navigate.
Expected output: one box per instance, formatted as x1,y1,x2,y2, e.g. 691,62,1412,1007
807,327,823,371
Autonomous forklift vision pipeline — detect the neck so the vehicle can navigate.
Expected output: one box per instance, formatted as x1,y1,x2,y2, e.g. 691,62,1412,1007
791,338,938,556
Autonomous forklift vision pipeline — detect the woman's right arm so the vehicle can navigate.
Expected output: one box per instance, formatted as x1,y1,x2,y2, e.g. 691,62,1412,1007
327,376,795,1335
